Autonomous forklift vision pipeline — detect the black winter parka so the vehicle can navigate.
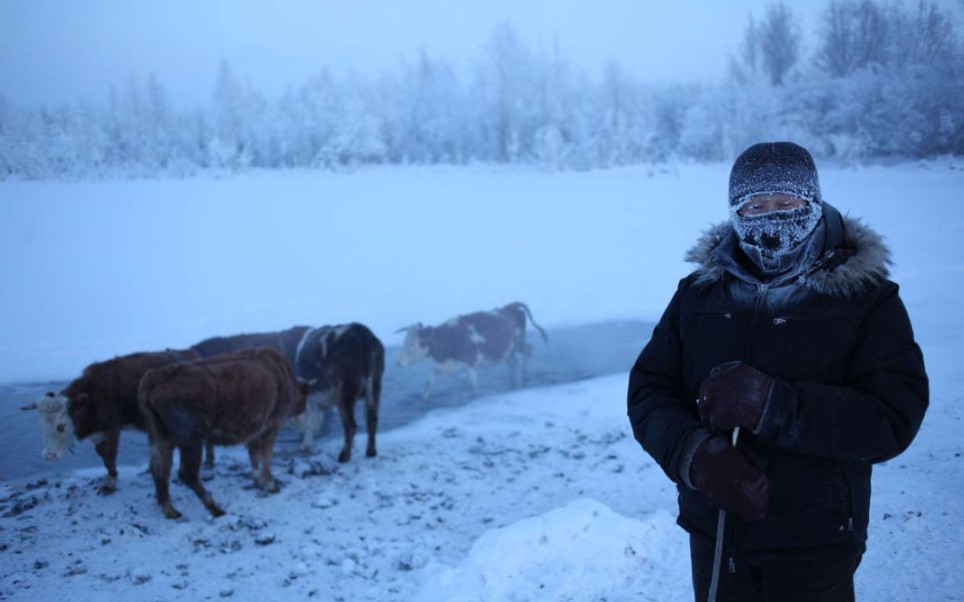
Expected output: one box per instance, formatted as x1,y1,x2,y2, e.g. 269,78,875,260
627,204,928,559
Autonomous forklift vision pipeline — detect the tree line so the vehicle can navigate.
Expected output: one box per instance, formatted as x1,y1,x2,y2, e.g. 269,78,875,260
1,0,961,180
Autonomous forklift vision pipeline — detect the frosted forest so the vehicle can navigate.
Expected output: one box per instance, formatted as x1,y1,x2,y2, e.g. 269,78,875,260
2,0,962,180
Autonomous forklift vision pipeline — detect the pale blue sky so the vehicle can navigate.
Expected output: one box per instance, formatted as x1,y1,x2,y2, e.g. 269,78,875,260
0,0,834,106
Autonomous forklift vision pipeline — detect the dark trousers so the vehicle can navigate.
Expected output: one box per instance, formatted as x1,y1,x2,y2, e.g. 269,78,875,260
690,533,862,602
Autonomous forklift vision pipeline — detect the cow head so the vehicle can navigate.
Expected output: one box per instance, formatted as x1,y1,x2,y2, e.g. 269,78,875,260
290,379,311,417
20,392,77,460
396,323,429,367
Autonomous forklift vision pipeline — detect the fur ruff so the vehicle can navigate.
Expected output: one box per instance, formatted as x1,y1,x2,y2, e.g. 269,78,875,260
685,216,892,297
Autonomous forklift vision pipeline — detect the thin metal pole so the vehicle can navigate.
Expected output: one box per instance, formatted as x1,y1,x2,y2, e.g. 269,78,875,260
707,427,740,602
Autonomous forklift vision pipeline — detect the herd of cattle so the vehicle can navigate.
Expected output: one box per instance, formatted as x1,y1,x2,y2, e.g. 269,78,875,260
18,302,548,520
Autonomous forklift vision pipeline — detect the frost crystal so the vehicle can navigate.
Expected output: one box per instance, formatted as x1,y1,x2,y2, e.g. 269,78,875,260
730,202,822,272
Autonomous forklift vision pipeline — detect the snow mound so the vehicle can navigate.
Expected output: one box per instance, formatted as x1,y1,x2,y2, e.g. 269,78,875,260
416,498,681,602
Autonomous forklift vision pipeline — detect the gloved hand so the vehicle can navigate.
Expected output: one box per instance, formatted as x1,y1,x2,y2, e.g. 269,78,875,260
698,362,773,433
691,435,770,522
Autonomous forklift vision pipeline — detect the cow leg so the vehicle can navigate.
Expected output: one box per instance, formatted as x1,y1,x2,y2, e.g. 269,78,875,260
422,370,438,400
467,367,479,397
148,436,181,519
246,441,261,480
180,443,224,518
336,384,358,463
257,426,282,493
364,376,380,458
94,428,121,495
298,397,324,454
203,440,216,468
507,354,520,388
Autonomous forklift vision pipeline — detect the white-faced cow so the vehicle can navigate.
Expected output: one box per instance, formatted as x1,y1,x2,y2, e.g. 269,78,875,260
291,323,385,462
396,301,548,399
191,326,309,366
138,347,309,519
19,349,202,494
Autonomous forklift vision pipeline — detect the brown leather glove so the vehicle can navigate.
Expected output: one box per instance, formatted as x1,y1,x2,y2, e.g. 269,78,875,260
691,435,770,522
698,362,773,433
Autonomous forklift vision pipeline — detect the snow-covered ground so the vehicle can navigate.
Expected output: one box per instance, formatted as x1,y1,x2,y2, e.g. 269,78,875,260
1,363,961,601
0,376,689,601
1,162,963,601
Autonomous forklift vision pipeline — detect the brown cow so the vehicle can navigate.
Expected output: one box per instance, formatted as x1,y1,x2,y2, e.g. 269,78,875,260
138,347,309,519
396,302,548,399
191,326,309,365
292,323,385,462
19,348,203,494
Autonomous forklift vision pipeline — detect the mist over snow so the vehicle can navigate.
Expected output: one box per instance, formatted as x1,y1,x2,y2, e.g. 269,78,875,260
2,161,961,385
0,165,690,384
0,1,826,107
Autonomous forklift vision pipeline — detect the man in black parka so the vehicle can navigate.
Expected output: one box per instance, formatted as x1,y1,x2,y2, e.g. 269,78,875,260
627,142,928,601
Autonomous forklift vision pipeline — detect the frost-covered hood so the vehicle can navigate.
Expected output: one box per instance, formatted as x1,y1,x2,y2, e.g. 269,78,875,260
686,203,892,297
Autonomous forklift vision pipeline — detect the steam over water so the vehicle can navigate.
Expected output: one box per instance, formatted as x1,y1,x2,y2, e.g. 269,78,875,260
1,320,651,483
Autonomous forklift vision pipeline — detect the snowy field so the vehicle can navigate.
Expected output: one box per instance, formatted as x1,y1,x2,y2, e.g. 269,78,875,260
1,162,963,600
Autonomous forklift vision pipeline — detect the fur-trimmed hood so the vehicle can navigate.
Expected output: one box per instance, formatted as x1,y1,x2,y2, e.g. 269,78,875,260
685,204,892,297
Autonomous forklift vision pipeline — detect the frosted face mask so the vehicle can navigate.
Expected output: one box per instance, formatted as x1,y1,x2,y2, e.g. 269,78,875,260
730,200,822,273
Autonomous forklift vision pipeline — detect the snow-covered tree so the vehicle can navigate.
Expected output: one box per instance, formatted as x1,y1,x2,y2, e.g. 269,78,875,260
815,0,889,77
758,2,802,86
475,20,540,162
210,58,252,168
395,51,466,164
3,4,962,181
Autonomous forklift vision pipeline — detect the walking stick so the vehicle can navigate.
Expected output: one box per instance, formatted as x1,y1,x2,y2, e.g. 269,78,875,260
707,426,740,602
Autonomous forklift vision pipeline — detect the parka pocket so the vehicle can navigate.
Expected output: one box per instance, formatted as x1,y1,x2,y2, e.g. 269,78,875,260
689,309,734,319
680,308,736,339
837,461,856,533
680,308,741,378
763,314,857,382
813,461,854,526
769,313,850,327
769,456,851,521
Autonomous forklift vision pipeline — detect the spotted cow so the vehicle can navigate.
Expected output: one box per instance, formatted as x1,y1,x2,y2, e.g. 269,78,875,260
292,323,385,462
396,301,548,399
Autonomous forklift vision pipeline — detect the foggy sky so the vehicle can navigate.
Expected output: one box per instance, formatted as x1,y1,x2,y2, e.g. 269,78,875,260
0,0,832,107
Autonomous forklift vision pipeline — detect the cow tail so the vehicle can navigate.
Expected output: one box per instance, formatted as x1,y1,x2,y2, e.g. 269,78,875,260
370,334,386,404
518,303,549,344
137,370,169,445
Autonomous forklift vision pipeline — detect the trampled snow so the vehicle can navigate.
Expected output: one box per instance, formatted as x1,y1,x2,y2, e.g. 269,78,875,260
1,162,963,601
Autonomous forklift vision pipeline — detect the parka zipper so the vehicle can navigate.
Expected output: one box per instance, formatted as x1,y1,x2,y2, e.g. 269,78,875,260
839,462,855,533
723,283,771,575
727,519,739,574
771,314,848,326
691,309,734,319
768,307,855,535
741,284,770,359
